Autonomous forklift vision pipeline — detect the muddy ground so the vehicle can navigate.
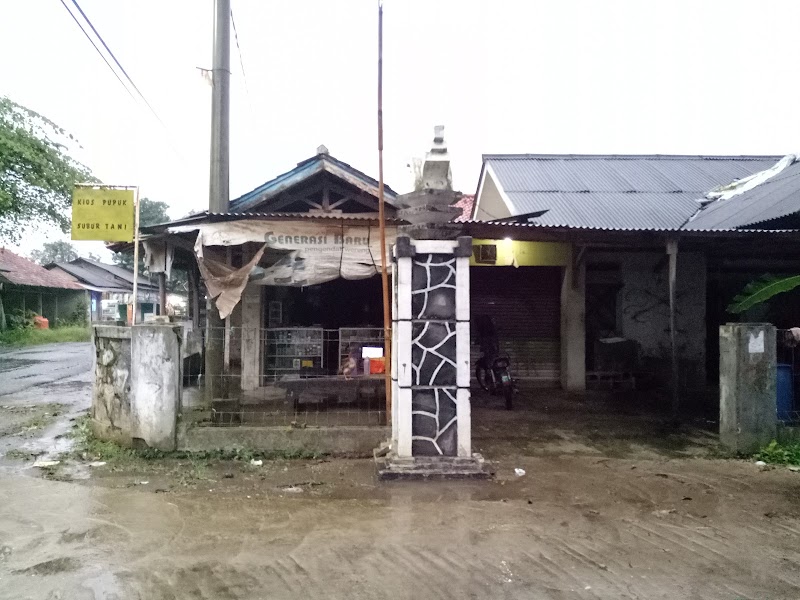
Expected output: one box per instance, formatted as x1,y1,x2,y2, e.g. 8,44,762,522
2,343,800,599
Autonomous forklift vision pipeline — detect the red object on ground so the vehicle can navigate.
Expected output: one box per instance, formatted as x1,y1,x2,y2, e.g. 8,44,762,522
33,315,49,329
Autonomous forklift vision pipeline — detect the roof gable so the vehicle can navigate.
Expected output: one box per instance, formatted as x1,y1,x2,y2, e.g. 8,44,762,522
229,152,398,214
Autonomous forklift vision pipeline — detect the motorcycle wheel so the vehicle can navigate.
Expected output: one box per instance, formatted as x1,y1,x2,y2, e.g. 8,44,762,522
476,365,492,393
504,385,513,410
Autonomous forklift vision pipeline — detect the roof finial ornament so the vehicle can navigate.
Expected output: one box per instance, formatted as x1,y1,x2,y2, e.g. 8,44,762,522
396,125,462,239
317,144,329,156
422,125,452,191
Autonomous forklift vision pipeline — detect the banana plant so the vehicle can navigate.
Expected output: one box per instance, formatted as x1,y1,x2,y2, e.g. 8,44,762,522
727,274,800,314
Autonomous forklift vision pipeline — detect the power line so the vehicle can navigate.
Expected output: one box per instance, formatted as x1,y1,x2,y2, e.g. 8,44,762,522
230,6,251,101
230,3,256,127
59,0,137,105
68,0,168,130
60,0,186,163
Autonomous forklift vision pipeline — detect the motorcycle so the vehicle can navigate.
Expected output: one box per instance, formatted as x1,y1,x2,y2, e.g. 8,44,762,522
476,354,515,410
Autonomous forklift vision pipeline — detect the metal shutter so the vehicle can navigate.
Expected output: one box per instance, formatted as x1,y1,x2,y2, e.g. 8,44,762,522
470,267,562,383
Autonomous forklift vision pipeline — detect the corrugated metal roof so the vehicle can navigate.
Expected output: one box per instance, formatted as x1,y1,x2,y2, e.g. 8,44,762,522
141,211,402,234
460,219,800,235
686,159,800,230
0,249,83,289
484,154,782,230
48,259,158,292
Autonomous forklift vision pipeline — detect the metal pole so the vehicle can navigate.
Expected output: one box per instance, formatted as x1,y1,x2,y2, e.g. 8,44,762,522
377,0,392,424
667,239,679,418
131,186,141,325
205,0,231,403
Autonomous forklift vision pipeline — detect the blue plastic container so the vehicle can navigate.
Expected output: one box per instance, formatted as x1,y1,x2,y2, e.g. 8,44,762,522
776,363,794,422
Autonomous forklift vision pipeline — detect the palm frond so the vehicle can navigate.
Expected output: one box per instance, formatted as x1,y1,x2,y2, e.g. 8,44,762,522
727,274,800,314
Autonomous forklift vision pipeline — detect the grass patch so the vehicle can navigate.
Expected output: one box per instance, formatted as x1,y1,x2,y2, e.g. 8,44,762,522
0,326,90,347
4,448,38,461
754,440,800,465
67,414,324,465
22,412,57,431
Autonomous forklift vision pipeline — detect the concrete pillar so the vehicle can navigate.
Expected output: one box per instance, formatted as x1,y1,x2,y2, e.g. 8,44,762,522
131,323,182,450
393,237,472,458
719,323,777,454
380,127,485,478
240,284,262,391
561,249,586,393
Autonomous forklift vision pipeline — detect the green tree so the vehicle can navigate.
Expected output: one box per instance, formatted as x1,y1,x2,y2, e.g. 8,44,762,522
29,240,79,265
112,197,170,270
0,97,94,242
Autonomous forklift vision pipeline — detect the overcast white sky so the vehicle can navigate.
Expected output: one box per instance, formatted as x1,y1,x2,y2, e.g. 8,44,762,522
2,0,800,258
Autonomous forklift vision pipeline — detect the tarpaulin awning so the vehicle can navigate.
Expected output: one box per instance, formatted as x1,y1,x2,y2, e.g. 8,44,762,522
150,218,398,318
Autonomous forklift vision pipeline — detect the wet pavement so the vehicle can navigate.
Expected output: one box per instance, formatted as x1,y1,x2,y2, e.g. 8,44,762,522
0,342,92,459
2,348,800,599
0,342,92,397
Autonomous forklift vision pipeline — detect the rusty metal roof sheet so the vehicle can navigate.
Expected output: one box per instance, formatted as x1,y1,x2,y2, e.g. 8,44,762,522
0,249,84,289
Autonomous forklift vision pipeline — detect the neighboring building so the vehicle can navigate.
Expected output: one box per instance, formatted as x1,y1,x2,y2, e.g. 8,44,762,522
0,248,86,329
470,154,800,399
123,147,800,442
46,258,161,322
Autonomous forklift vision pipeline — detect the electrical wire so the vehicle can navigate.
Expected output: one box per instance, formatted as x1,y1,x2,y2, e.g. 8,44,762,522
60,0,188,163
68,0,168,130
230,3,257,131
230,5,252,102
59,0,137,105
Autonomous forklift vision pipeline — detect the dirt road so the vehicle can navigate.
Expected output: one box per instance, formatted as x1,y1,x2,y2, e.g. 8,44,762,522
2,348,800,599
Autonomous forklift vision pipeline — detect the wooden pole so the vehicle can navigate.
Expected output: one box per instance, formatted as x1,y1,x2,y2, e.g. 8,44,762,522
223,246,232,374
158,273,167,316
131,186,141,325
189,266,200,328
377,0,392,424
667,239,679,418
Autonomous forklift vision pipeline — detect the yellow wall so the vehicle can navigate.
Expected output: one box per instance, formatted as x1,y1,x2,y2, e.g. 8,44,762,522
470,239,570,267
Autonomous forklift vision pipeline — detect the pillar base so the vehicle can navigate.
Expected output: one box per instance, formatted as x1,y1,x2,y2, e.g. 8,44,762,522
376,451,492,480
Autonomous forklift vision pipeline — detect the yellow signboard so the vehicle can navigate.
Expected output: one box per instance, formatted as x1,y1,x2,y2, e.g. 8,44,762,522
71,187,135,241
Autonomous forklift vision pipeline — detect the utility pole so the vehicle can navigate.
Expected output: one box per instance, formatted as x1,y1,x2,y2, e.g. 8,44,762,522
205,0,231,403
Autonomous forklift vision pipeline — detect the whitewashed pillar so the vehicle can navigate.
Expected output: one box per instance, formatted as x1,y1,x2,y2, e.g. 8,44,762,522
393,236,472,458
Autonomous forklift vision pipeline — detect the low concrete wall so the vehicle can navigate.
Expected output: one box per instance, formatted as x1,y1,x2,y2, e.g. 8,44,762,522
130,324,182,451
178,424,389,457
92,323,182,451
94,321,385,457
92,325,133,445
719,323,777,454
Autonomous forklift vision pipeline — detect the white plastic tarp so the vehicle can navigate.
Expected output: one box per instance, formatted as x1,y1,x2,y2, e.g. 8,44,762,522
704,154,800,203
168,220,396,317
142,239,174,278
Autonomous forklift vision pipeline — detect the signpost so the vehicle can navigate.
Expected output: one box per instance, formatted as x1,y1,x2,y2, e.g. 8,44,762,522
71,186,136,242
71,184,141,323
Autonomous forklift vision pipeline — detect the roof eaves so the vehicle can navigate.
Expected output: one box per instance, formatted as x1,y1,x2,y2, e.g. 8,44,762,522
482,153,785,162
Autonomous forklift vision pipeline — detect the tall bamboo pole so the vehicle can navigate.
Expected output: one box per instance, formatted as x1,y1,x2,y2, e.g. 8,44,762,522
377,0,392,424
